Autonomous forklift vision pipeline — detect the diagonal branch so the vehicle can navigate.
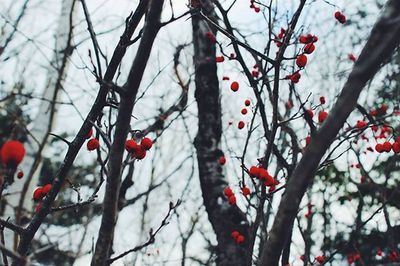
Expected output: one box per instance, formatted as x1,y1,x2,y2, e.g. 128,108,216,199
259,1,400,265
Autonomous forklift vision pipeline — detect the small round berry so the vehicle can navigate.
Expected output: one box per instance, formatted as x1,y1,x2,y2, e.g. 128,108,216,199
125,139,139,153
87,138,100,151
244,99,251,106
17,171,24,179
238,121,245,129
241,108,248,115
141,137,153,150
223,186,233,197
230,81,239,92
296,54,308,68
241,186,250,196
318,111,328,123
133,147,147,160
218,156,226,165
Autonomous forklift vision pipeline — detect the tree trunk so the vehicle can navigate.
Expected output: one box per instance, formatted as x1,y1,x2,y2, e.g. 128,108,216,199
90,0,163,264
259,1,400,265
192,2,250,265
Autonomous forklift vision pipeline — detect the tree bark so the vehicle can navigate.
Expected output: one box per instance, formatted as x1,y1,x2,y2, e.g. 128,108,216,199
90,0,163,265
259,1,400,265
12,2,150,264
192,2,250,265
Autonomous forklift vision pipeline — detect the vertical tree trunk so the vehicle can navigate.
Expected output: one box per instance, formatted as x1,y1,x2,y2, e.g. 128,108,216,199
90,0,163,265
259,1,400,264
191,2,250,265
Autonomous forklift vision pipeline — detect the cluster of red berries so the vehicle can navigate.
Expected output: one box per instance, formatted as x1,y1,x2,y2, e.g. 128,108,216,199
369,104,388,117
248,165,279,192
284,33,318,83
86,128,100,151
230,231,245,244
375,137,400,154
334,11,347,24
224,186,236,205
33,183,52,213
300,254,325,264
274,28,286,47
249,0,260,13
0,140,25,168
305,98,329,127
347,252,361,264
125,137,153,160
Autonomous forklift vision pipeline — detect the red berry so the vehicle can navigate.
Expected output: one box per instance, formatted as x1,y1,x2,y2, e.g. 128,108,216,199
348,53,357,62
316,255,325,264
241,108,248,115
1,140,25,167
375,143,384,153
141,137,153,150
42,184,52,195
87,138,100,151
251,70,259,77
133,147,146,160
305,136,311,146
215,56,224,63
334,11,346,24
319,96,326,105
304,43,315,54
290,72,301,83
230,81,239,92
305,109,314,119
125,139,139,153
356,120,367,129
236,235,245,244
228,195,236,205
17,171,24,179
238,121,245,129
33,187,45,201
244,99,251,106
224,186,233,197
383,141,392,152
296,54,308,68
222,76,230,80
249,166,260,178
231,231,240,239
377,248,383,257
254,7,260,13
241,186,250,196
218,156,226,165
392,142,400,153
318,111,328,123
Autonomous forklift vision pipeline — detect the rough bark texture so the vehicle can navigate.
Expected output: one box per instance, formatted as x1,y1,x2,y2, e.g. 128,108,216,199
90,0,163,265
192,2,249,265
12,2,149,264
259,1,400,265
